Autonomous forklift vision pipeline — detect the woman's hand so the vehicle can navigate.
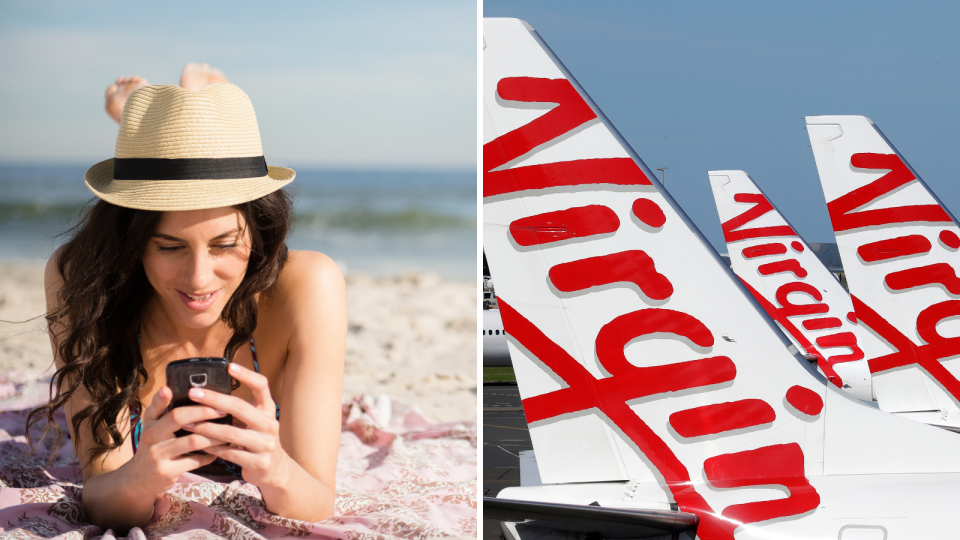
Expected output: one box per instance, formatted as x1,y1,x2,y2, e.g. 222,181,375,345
128,386,227,496
185,362,290,487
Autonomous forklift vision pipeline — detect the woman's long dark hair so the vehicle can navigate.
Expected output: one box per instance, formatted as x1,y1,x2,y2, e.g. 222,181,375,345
27,189,293,466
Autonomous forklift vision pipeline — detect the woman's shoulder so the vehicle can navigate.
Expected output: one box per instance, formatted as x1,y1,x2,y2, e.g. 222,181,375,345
44,247,68,317
44,246,64,288
278,250,344,288
264,251,346,312
258,251,346,352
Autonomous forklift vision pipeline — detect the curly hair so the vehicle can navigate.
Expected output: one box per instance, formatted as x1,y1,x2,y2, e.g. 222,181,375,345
27,189,293,466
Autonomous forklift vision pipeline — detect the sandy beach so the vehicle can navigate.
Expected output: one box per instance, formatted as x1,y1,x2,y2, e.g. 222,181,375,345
0,261,477,422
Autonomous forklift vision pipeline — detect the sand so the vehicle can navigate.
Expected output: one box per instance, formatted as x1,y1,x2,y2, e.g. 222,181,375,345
0,262,477,422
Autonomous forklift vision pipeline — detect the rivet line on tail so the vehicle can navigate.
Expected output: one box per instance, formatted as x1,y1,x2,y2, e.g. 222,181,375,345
858,235,931,262
509,205,619,246
742,243,786,259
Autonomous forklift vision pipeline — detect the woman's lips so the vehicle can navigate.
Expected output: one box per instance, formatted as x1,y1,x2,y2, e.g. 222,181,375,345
176,289,220,311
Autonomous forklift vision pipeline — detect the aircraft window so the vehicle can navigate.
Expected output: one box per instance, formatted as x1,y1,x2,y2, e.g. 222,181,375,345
495,330,500,335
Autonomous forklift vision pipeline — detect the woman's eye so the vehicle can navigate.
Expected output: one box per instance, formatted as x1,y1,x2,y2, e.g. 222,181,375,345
157,245,181,252
214,243,238,250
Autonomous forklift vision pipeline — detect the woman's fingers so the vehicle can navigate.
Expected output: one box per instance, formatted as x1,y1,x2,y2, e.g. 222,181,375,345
141,386,172,422
202,444,258,471
156,431,228,460
188,387,270,431
185,421,273,454
156,404,228,438
170,450,218,473
227,362,276,414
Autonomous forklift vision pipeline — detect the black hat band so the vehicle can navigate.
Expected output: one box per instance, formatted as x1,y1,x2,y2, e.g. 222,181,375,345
113,156,268,180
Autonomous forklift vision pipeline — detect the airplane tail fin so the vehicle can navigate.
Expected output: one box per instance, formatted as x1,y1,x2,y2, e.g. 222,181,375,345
484,17,830,535
707,170,872,401
806,116,960,422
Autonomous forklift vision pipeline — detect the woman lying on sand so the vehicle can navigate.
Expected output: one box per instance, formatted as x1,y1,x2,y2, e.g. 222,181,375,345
31,82,345,533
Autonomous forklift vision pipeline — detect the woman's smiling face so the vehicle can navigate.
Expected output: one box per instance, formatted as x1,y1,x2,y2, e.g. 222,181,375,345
142,207,251,329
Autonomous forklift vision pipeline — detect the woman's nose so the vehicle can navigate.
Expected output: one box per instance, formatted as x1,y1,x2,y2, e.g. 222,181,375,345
184,250,214,289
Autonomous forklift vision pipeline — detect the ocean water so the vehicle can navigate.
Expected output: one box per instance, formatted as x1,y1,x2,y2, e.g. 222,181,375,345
0,165,477,280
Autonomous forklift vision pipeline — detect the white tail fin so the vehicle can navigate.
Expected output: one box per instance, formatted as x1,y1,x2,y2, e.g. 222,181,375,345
707,170,872,401
485,19,960,537
806,116,960,425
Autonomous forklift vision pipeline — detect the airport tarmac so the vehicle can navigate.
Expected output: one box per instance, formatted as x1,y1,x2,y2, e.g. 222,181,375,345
483,383,531,540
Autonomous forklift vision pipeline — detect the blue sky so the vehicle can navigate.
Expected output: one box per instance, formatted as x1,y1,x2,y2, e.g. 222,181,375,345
0,0,476,170
483,1,960,251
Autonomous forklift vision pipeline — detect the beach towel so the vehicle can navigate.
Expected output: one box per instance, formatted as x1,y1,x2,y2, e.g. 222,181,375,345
0,370,477,539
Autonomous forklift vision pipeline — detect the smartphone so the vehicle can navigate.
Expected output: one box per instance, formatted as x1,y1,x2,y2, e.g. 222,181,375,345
166,357,233,438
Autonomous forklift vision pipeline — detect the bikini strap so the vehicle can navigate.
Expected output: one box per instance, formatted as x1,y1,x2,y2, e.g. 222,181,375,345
248,337,279,419
250,337,260,373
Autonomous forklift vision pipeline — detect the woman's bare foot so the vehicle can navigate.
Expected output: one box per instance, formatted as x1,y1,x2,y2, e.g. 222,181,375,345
104,76,149,124
179,63,228,92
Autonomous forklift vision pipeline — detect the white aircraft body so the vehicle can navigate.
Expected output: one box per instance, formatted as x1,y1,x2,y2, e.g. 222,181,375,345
707,171,873,402
484,308,512,367
807,116,960,431
484,17,960,540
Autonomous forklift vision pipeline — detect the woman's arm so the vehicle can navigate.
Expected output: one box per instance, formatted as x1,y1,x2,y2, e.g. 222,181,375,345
44,254,153,529
79,389,225,531
191,251,346,521
270,252,345,518
44,255,225,534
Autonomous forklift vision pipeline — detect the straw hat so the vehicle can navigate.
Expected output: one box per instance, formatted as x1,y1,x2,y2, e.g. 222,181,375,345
85,83,295,211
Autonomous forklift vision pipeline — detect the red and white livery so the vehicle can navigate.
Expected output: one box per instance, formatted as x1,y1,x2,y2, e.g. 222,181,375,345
708,171,872,401
807,115,960,430
485,17,960,540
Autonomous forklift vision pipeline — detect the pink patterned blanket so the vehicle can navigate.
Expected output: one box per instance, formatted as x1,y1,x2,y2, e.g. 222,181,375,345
0,371,477,539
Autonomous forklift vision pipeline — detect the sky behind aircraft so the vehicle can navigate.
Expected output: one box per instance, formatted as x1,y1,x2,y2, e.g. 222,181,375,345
482,0,960,252
0,0,475,170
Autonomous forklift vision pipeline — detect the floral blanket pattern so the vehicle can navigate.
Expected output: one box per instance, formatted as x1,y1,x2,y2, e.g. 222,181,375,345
0,371,476,539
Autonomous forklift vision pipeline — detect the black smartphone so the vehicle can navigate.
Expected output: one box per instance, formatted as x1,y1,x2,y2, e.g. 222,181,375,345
166,357,233,438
